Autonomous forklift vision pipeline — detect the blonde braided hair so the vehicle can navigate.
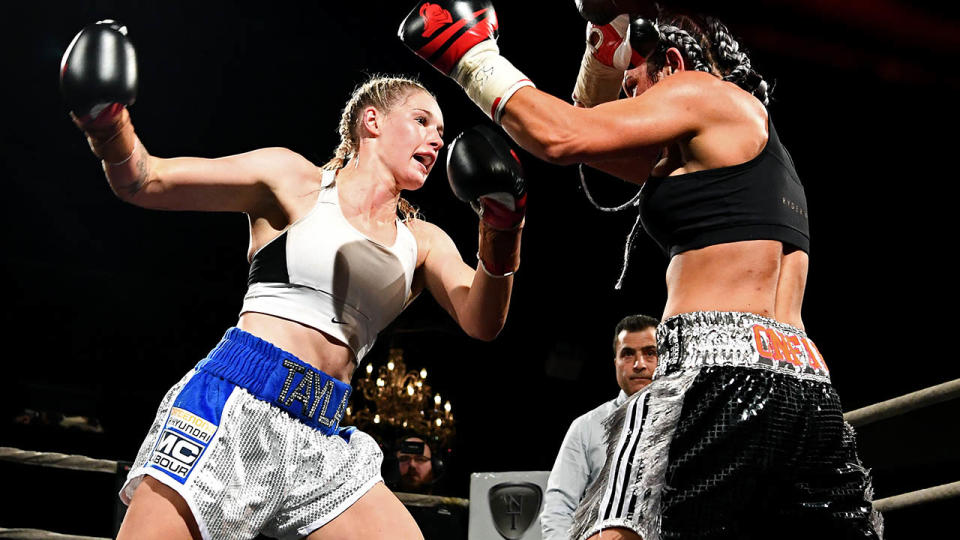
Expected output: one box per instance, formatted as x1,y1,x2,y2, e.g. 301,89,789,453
323,74,434,221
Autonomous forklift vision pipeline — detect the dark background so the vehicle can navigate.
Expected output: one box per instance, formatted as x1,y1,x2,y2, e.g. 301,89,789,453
2,0,958,537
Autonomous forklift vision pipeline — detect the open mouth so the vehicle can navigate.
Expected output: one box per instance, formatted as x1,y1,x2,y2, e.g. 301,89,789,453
413,153,434,171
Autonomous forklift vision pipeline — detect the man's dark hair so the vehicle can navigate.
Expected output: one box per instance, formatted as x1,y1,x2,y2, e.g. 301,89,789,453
612,314,660,353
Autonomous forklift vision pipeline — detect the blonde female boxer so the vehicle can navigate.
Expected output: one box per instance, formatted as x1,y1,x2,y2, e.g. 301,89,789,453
62,20,526,540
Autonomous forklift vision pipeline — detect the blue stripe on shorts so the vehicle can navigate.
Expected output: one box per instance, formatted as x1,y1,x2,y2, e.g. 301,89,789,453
147,373,231,483
197,327,352,436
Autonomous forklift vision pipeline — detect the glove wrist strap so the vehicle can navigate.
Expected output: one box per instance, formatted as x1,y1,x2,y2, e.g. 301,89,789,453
572,49,624,107
477,220,522,277
84,107,137,164
452,41,535,123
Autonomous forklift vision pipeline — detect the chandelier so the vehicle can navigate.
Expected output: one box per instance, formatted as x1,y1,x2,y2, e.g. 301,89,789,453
345,348,455,448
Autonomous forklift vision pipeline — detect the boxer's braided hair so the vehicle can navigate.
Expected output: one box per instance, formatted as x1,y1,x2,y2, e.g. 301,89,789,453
653,21,713,75
649,14,772,104
706,17,771,105
323,74,434,221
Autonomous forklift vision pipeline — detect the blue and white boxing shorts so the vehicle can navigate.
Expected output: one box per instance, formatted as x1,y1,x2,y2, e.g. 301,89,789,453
120,327,383,540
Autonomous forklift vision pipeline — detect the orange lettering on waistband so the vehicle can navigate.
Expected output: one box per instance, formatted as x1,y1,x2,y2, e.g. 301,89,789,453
782,335,805,368
766,329,800,367
753,325,779,361
799,337,820,370
753,325,807,368
801,337,829,373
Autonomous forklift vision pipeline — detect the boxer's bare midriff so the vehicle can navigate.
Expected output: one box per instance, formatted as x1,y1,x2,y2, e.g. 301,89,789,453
663,239,808,330
237,312,356,383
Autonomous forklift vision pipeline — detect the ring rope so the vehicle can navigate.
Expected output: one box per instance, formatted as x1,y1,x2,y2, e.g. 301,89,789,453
393,492,469,508
0,446,118,474
872,480,960,512
2,483,957,539
843,378,960,427
0,446,467,508
0,528,109,540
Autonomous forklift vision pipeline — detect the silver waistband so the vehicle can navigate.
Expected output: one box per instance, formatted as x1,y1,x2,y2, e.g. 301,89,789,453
655,311,831,382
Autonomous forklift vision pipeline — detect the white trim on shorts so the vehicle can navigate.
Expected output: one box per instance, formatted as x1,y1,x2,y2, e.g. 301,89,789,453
295,474,384,539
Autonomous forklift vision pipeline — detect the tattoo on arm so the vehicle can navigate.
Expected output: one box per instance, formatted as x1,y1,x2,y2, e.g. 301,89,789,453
121,144,149,197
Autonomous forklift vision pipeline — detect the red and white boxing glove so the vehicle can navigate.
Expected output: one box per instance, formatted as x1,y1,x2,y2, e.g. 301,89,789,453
572,14,640,107
398,1,533,123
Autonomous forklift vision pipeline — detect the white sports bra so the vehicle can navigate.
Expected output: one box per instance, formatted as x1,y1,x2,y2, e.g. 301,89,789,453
241,169,419,361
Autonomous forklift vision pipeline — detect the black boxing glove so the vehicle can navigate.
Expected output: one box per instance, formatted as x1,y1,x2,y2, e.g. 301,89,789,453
61,20,137,125
629,16,662,63
447,125,526,276
60,20,139,162
447,125,526,230
399,1,533,123
575,0,659,25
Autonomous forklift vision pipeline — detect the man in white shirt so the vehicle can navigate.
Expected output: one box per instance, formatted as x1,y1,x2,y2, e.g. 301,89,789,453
541,314,659,540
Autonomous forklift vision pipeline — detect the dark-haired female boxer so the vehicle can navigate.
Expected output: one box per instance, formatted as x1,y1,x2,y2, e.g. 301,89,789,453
63,21,525,540
401,2,882,539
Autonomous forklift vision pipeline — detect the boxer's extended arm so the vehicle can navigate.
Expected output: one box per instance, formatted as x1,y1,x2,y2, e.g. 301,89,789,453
62,21,311,213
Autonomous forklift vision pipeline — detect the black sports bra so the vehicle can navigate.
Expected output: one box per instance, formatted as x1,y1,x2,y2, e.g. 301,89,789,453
638,117,810,258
